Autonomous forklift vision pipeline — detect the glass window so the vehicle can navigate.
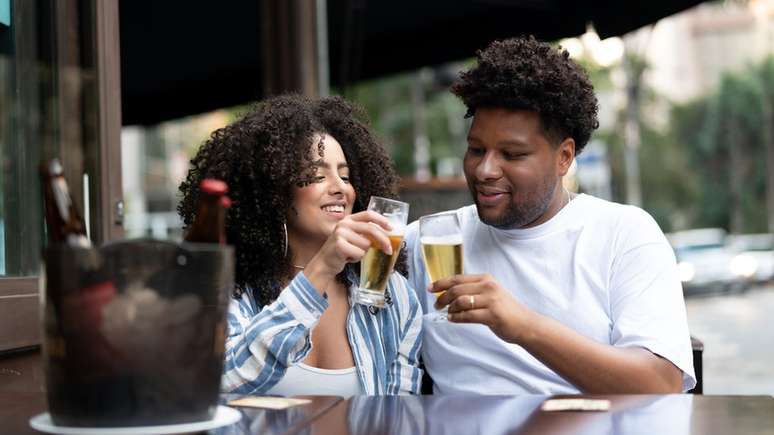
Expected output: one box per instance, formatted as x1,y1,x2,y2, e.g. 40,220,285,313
0,0,111,353
0,1,47,278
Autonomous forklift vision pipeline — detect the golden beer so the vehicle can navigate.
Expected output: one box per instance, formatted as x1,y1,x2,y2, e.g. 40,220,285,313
359,234,404,294
421,236,463,297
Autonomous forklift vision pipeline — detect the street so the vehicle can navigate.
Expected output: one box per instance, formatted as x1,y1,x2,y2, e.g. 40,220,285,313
685,283,774,395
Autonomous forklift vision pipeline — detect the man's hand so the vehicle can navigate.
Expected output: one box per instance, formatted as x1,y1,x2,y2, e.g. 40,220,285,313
432,274,535,344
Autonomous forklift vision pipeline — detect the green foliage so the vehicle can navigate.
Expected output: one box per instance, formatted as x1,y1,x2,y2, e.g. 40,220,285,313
670,58,772,232
344,68,467,177
345,74,415,175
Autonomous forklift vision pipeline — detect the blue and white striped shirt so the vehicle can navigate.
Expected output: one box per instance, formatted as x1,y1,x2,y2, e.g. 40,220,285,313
221,271,423,395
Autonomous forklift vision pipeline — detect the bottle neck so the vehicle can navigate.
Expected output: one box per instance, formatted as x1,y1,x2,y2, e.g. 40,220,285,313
185,193,226,244
41,167,90,247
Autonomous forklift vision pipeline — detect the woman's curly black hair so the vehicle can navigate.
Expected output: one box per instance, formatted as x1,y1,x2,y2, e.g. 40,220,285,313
451,36,599,154
178,94,404,306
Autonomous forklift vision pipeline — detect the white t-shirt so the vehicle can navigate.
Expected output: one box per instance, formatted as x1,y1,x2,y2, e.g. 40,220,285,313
405,194,696,394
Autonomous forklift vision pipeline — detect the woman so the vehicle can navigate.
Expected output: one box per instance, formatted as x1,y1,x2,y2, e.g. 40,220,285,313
178,94,422,396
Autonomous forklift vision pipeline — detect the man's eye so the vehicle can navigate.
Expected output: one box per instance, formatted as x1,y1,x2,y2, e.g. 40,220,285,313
313,175,325,182
504,152,527,161
467,147,484,156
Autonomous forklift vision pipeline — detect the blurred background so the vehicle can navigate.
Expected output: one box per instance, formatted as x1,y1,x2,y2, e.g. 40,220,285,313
2,0,773,395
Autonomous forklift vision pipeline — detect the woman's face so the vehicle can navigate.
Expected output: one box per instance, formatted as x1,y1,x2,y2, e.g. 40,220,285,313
287,134,356,244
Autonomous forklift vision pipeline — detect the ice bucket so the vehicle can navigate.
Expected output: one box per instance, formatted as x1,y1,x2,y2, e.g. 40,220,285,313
41,239,234,427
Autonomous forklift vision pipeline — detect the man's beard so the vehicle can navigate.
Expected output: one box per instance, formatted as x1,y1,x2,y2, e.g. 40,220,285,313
471,177,557,230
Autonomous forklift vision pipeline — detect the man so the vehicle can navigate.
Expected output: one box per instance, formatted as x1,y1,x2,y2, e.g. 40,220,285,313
405,36,695,394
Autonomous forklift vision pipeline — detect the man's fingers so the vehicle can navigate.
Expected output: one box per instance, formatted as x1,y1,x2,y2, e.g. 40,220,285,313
430,274,489,293
447,292,489,314
433,281,484,309
447,308,489,324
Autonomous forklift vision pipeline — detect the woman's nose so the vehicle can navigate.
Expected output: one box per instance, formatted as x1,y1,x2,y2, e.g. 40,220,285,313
328,176,346,195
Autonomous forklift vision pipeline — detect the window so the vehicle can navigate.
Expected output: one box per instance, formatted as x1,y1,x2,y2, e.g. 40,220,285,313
0,0,122,353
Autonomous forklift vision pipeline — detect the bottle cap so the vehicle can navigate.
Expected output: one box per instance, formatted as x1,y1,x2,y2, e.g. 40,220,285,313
200,179,228,195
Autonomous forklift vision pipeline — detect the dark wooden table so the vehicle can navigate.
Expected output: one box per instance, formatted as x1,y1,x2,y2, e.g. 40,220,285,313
0,390,341,435
0,350,343,435
4,352,774,435
4,392,774,435
306,395,774,435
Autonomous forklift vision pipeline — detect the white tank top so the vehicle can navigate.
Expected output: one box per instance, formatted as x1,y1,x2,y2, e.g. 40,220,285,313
265,363,363,397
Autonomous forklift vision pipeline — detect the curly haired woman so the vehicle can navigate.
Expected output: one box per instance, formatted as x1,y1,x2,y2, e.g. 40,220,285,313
178,94,422,396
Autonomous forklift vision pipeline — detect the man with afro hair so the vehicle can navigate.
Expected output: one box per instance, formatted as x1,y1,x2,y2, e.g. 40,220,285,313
405,36,695,394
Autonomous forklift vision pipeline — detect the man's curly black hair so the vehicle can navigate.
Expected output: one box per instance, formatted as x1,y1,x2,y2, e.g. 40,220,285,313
451,36,599,154
178,94,404,306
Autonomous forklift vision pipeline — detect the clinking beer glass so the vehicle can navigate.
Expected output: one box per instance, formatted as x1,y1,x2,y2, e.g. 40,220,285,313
353,196,409,308
420,211,464,321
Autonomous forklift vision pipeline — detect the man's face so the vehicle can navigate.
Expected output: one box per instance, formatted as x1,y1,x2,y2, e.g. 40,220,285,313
463,108,573,229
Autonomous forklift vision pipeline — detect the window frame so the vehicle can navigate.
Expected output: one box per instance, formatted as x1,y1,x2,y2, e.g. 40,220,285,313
0,0,122,353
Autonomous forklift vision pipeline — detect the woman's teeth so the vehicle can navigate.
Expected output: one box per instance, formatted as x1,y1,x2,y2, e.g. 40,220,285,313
322,205,344,213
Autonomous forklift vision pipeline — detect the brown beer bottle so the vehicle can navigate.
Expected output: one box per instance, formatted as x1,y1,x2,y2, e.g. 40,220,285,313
184,179,230,244
39,159,91,247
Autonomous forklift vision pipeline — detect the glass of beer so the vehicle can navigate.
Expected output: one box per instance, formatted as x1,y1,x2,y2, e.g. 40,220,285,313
420,211,463,321
354,196,409,308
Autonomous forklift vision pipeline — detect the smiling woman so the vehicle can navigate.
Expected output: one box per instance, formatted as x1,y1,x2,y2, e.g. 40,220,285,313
177,94,423,397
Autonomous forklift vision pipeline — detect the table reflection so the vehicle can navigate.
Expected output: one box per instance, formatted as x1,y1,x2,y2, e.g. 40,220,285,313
347,395,425,435
213,394,342,435
307,395,694,435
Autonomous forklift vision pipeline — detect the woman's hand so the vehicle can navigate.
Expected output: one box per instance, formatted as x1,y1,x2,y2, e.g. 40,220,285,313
304,211,393,290
431,274,536,344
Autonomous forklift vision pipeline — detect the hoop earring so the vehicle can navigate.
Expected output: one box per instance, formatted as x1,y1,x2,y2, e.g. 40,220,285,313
283,221,289,258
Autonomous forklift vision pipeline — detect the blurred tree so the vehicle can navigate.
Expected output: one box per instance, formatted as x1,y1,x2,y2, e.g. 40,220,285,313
672,63,769,233
757,57,774,233
345,65,467,178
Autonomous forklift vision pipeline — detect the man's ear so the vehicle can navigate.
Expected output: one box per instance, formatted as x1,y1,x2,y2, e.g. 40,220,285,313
557,138,575,176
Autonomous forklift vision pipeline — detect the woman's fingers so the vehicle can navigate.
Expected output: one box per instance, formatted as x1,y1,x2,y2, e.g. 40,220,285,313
345,221,394,255
349,210,393,232
335,226,372,252
337,241,366,263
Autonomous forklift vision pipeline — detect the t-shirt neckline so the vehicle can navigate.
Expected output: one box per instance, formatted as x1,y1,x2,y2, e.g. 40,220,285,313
483,193,586,240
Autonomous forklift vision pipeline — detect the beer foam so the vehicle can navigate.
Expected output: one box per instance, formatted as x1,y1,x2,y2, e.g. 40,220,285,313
387,220,406,236
420,235,463,245
389,227,406,237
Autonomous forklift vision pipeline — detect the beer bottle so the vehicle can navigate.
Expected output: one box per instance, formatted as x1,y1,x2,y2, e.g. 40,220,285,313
184,179,230,244
40,159,91,247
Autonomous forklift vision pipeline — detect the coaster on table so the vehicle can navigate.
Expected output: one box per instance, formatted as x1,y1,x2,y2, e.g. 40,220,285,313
227,396,312,410
541,398,611,412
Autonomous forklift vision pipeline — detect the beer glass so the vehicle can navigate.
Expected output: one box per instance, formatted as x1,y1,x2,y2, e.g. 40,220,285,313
419,211,463,321
354,197,409,308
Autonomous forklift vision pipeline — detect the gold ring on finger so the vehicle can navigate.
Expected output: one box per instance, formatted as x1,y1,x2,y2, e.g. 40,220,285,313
469,295,475,309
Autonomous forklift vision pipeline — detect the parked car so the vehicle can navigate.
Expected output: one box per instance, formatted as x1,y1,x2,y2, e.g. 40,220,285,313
727,233,774,283
667,228,756,295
